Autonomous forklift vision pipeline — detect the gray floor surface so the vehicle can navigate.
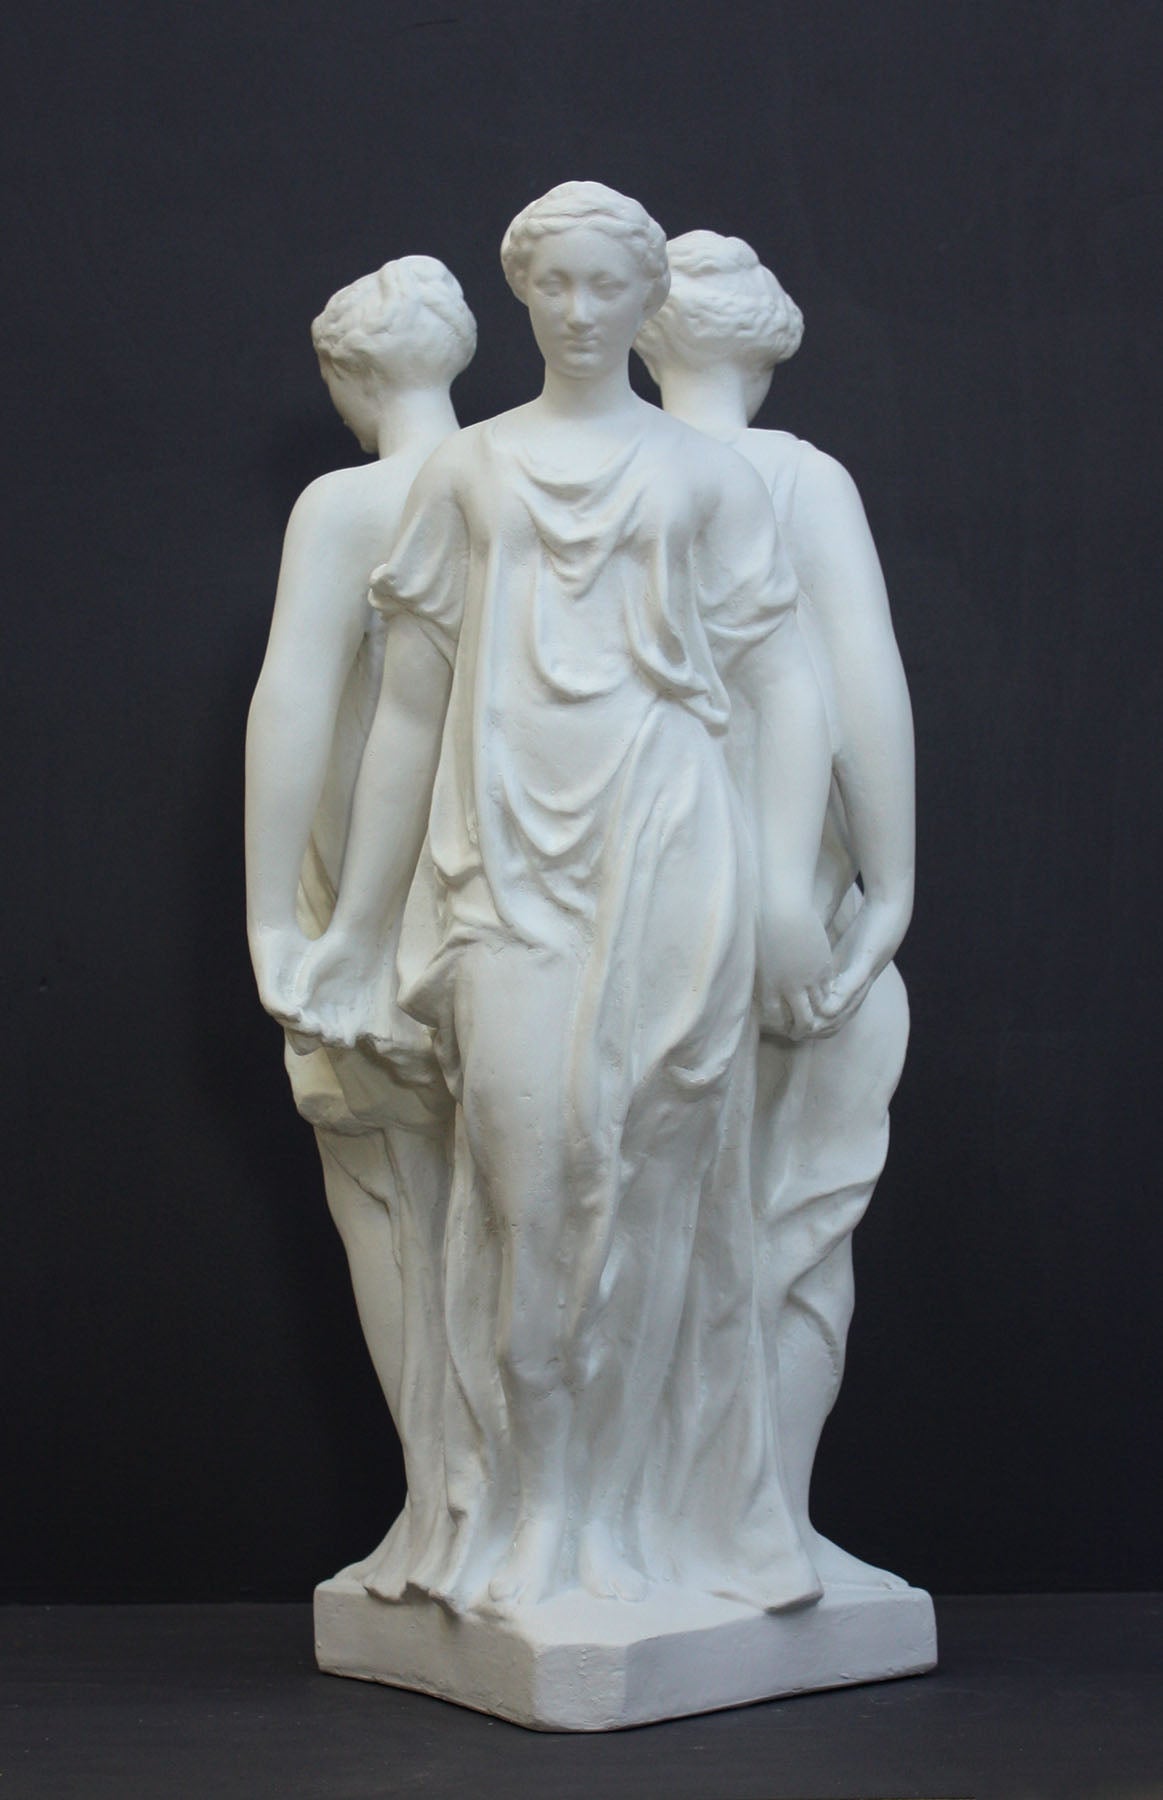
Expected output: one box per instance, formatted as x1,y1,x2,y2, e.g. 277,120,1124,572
1,1594,1160,1799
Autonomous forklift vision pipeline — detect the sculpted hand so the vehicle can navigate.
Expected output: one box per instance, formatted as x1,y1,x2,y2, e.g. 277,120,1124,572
812,895,909,1034
283,929,384,1054
249,922,314,1028
286,930,442,1094
757,905,835,1041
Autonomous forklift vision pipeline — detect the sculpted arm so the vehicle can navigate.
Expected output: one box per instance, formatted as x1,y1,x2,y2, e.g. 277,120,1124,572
719,476,835,1037
737,617,834,1035
335,614,451,942
245,475,376,1015
286,614,452,1049
793,449,915,1021
287,445,467,1049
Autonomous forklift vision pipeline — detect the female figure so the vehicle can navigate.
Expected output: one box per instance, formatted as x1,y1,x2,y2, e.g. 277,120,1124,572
287,185,834,1614
246,257,475,1562
636,232,916,1588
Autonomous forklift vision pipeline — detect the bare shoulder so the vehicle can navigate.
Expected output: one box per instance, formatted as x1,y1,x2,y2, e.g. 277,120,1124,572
280,457,423,588
792,441,866,517
286,461,398,537
738,426,804,484
403,424,481,501
420,423,481,471
645,409,771,519
702,435,777,527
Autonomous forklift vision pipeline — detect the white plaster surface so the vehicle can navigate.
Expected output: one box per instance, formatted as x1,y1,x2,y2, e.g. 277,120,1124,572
315,1567,937,1731
247,185,929,1728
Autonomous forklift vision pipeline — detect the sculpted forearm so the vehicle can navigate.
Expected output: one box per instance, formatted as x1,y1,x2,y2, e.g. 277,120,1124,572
831,645,915,926
245,479,373,942
795,449,915,933
790,451,916,1021
329,616,452,941
747,619,833,918
245,661,349,937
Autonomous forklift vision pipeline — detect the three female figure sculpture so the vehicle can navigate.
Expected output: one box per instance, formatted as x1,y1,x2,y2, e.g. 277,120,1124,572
246,182,928,1721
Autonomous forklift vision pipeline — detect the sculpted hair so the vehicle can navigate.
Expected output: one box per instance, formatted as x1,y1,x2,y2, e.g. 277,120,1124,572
500,181,671,318
311,255,477,389
634,231,803,380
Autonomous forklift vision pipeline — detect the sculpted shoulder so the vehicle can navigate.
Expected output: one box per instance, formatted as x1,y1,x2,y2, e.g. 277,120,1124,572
739,426,805,486
288,456,421,544
791,440,864,519
403,422,484,501
692,424,780,530
641,407,773,523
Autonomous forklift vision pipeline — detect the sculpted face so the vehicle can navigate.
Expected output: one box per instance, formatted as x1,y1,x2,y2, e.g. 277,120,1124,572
322,366,381,454
525,226,651,381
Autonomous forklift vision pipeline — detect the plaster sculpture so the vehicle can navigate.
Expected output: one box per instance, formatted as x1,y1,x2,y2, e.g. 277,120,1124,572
247,185,935,1730
246,257,473,1483
635,232,916,1595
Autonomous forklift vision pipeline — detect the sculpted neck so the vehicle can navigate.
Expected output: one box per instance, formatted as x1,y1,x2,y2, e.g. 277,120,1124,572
373,386,459,460
656,365,752,441
538,361,641,424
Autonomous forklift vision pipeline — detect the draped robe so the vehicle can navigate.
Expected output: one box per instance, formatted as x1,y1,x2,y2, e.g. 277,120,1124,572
730,428,910,1435
361,408,821,1612
285,601,455,1570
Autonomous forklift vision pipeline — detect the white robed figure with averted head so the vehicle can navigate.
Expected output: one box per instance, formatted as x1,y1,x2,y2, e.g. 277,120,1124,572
277,181,835,1614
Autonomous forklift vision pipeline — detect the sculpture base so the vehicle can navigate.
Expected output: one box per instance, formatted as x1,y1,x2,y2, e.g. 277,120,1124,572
314,1565,937,1732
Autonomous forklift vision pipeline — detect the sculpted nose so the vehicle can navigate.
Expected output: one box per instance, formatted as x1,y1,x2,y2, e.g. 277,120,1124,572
566,289,594,329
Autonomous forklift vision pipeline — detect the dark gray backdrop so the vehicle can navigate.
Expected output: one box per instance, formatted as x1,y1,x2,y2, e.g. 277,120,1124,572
4,0,1160,1602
